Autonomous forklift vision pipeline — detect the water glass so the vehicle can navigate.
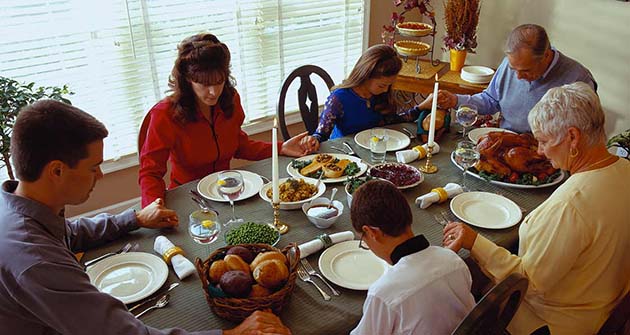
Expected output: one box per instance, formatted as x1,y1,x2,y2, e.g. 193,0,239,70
370,128,388,164
456,105,479,139
217,170,244,227
454,140,480,192
189,209,221,245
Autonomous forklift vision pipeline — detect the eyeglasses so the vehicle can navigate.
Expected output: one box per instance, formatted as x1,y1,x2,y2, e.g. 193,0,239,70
358,232,370,250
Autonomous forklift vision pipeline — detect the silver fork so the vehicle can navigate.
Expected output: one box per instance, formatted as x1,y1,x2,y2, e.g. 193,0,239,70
297,266,331,301
401,128,417,141
441,210,458,223
301,259,340,296
433,214,447,227
84,242,137,268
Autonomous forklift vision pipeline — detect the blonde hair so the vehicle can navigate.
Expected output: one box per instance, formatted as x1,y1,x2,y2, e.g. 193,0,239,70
528,82,606,146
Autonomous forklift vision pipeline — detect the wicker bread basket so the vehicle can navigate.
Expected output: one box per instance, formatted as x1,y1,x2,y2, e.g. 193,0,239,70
195,243,299,322
394,40,431,57
396,22,433,37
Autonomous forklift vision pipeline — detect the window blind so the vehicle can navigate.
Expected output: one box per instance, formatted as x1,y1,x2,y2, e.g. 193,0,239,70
0,0,365,179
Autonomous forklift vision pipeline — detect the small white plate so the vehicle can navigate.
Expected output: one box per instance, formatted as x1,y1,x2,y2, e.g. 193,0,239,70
259,176,326,210
86,252,168,304
468,127,516,143
318,240,390,290
354,129,410,152
287,153,368,184
450,152,566,189
197,170,264,202
450,192,522,229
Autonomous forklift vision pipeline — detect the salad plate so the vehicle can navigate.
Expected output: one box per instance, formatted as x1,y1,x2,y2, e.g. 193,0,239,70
354,129,410,152
197,170,264,202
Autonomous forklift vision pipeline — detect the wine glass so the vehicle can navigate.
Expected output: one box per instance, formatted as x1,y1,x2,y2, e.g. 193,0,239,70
217,170,244,226
456,105,478,140
188,209,221,246
454,140,480,192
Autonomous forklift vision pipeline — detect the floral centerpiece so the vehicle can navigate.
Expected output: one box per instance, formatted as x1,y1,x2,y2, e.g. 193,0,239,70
442,0,481,52
382,0,436,46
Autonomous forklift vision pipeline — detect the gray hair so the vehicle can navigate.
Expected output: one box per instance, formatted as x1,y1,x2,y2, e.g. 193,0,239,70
505,24,550,58
528,82,606,147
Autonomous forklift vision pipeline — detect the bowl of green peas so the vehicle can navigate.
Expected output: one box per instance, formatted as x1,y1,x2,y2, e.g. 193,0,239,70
224,221,280,247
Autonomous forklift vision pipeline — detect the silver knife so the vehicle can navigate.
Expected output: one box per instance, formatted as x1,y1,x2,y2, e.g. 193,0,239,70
128,282,180,312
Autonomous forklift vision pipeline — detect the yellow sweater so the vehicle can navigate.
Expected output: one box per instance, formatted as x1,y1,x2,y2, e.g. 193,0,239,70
471,159,630,335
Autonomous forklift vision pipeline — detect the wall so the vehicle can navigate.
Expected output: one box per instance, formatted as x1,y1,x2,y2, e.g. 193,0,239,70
369,0,630,137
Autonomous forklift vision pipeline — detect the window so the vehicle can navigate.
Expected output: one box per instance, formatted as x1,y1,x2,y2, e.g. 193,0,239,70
0,0,365,179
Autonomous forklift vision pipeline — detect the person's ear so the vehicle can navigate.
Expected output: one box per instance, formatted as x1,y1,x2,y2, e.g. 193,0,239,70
567,127,582,147
46,161,65,179
364,226,383,241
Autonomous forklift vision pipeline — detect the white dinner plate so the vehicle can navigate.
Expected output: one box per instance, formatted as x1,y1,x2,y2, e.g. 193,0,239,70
450,152,566,189
354,129,410,152
259,176,326,210
318,240,390,290
468,127,516,143
286,153,368,184
197,170,264,202
87,252,168,304
450,192,522,229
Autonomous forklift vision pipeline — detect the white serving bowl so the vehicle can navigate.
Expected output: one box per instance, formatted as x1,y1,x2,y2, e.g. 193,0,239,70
302,197,344,229
460,66,495,84
259,177,326,210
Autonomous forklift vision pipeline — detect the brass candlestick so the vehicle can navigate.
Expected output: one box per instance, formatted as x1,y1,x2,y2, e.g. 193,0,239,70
272,202,289,234
419,144,438,174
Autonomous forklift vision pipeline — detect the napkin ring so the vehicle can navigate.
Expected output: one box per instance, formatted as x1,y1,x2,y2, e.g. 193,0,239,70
317,234,333,249
412,145,427,158
162,246,185,264
431,187,448,203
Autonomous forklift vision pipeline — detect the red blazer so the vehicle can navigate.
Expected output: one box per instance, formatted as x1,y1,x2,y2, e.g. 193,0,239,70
139,92,279,207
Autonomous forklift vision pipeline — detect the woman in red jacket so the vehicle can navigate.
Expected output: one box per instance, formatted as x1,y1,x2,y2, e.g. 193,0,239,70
139,33,310,207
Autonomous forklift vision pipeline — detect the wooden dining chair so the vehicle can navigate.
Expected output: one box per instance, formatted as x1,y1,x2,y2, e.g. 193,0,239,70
597,290,630,335
452,272,529,335
276,65,334,141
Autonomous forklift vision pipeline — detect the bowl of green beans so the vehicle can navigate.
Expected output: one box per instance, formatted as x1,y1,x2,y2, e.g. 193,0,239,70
224,221,280,246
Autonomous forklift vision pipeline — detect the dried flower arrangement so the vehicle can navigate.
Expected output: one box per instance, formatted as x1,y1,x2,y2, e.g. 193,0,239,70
443,0,481,52
382,0,436,46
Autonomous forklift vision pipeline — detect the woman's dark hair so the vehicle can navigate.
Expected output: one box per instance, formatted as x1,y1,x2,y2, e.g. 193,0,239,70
10,99,108,181
350,180,411,237
167,33,236,124
335,44,403,115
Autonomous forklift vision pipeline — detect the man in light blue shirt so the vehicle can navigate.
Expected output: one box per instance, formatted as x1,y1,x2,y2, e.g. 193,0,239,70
425,24,596,133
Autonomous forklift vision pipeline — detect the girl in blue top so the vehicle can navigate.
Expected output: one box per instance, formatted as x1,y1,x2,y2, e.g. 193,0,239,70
301,45,420,151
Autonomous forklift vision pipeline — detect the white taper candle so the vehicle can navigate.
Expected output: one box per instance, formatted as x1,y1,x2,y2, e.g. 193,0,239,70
272,118,280,203
427,73,439,146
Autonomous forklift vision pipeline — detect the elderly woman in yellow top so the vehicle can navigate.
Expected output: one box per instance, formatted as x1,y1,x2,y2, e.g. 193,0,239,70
443,81,630,335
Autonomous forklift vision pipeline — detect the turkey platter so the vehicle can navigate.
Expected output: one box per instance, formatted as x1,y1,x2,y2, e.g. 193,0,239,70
473,131,561,185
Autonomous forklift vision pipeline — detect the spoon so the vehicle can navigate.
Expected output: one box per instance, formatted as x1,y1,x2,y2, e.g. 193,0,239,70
128,282,180,313
327,188,338,209
135,294,170,318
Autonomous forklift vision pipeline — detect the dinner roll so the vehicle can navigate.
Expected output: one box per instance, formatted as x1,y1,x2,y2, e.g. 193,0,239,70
250,251,287,272
208,260,229,284
224,254,250,274
253,259,289,290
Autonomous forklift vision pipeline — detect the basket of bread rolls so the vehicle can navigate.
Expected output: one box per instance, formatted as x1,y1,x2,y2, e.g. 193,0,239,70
195,242,299,322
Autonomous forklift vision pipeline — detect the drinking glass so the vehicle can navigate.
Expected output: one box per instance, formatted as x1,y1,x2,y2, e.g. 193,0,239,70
369,128,388,164
217,170,244,226
456,105,478,140
188,209,221,245
454,140,480,192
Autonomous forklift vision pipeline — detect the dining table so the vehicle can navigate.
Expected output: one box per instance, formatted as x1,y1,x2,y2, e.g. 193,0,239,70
83,122,561,334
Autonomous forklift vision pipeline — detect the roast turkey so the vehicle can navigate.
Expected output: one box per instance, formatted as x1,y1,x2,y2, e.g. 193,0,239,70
474,132,557,180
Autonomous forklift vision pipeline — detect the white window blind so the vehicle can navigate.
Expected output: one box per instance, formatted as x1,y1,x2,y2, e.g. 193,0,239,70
0,0,365,179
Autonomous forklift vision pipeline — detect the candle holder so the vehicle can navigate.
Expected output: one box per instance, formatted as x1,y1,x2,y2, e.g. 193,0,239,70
419,144,438,174
272,202,289,234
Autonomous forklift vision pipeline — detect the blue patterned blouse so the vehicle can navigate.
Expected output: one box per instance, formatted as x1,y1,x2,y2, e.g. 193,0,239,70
312,88,419,141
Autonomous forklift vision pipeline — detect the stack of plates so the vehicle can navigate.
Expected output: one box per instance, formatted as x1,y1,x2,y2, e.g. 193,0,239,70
460,66,495,84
